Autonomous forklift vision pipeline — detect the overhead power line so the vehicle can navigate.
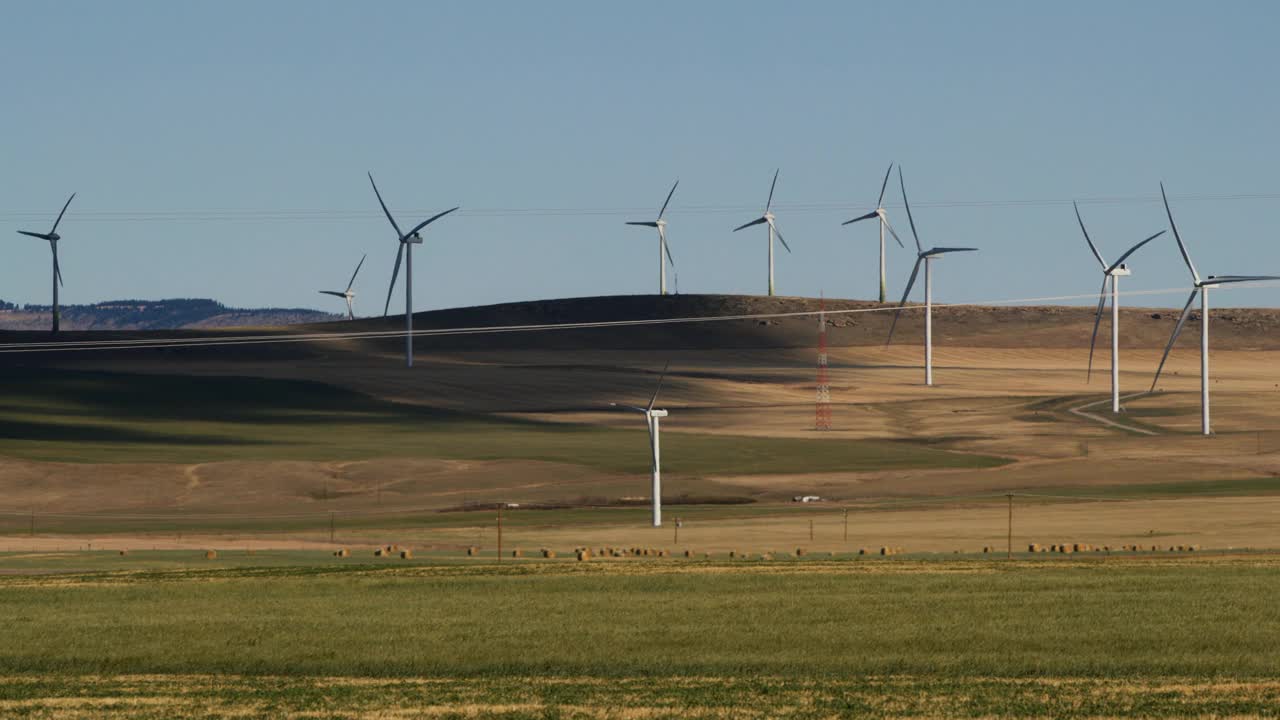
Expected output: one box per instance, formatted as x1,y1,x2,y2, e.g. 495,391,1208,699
2,191,1280,224
1,282,1277,356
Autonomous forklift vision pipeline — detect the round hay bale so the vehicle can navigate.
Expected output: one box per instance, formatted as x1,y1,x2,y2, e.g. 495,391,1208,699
760,552,773,561
1027,543,1041,553
982,546,992,554
204,550,217,560
1189,544,1200,552
684,549,694,558
858,547,868,555
576,549,591,562
729,551,737,559
542,549,557,559
879,546,893,556
512,548,523,558
828,551,837,558
795,548,808,557
118,549,128,556
466,546,479,557
374,548,385,557
400,549,412,559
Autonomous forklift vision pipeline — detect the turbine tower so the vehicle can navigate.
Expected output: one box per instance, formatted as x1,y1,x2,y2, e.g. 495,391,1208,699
368,173,459,368
1150,183,1280,435
885,168,977,387
842,164,905,303
733,170,792,296
319,254,366,320
625,180,679,295
611,363,671,527
16,193,75,333
1074,203,1165,413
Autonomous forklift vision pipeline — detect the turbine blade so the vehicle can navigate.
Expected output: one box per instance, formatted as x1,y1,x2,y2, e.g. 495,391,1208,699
898,167,923,253
923,247,978,256
771,221,792,253
1149,289,1200,392
319,290,347,297
1161,183,1200,285
886,257,923,345
658,179,678,220
17,230,50,240
661,227,675,267
877,163,893,208
383,243,404,317
347,253,367,292
1106,230,1166,275
1201,275,1280,285
648,361,670,411
841,210,879,226
50,193,75,235
626,221,660,227
1074,201,1107,270
733,217,768,232
404,206,460,237
53,247,63,287
368,172,404,238
883,217,906,248
1086,277,1108,383
765,169,779,212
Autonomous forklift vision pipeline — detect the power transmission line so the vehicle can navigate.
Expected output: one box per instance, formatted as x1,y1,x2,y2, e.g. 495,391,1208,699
2,191,1279,224
2,282,1276,356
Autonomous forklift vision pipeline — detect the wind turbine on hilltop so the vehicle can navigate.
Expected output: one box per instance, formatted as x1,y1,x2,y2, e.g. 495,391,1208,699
1149,183,1280,436
885,168,977,387
16,193,75,333
1074,203,1165,414
368,172,459,368
626,180,679,295
842,164,905,303
733,170,792,296
319,254,366,320
611,362,671,528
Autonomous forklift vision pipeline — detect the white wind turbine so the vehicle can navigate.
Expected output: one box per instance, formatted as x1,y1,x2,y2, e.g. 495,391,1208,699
368,172,459,368
1149,183,1280,436
733,169,792,296
319,254,366,320
1074,203,1165,414
885,168,977,386
16,193,75,333
842,163,905,303
625,180,679,295
611,363,670,528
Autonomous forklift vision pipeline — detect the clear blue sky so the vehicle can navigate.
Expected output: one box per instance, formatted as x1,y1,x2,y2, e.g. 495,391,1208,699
3,1,1279,313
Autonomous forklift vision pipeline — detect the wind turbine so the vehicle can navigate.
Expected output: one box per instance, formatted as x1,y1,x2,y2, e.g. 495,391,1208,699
611,363,670,528
625,180,679,295
733,169,792,296
368,172,459,368
1074,203,1165,414
842,164,905,303
16,193,75,333
885,168,977,386
1149,183,1280,435
319,254,366,320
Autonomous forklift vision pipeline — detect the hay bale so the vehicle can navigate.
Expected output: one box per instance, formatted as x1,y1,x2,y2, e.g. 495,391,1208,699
729,550,737,559
1027,543,1041,553
795,548,808,557
334,548,350,558
858,548,868,555
466,546,479,557
374,548,385,557
542,549,557,559
512,548,523,558
400,549,412,559
982,546,992,554
576,549,591,562
828,551,837,558
880,546,893,556
204,550,217,560
760,552,773,561
684,549,694,558
1189,544,1200,552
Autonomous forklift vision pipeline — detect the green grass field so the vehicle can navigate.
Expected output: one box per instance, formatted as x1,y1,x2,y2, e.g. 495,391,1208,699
2,555,1279,717
0,369,1006,474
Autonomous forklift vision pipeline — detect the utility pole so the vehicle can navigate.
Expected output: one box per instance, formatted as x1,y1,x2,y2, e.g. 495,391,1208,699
809,518,814,542
1006,494,1014,560
673,516,679,545
843,508,848,543
497,506,503,563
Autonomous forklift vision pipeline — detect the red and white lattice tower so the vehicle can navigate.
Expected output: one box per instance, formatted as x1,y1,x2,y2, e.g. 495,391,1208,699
815,296,832,430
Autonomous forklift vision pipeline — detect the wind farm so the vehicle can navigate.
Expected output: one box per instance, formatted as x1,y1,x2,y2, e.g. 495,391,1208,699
8,3,1280,717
